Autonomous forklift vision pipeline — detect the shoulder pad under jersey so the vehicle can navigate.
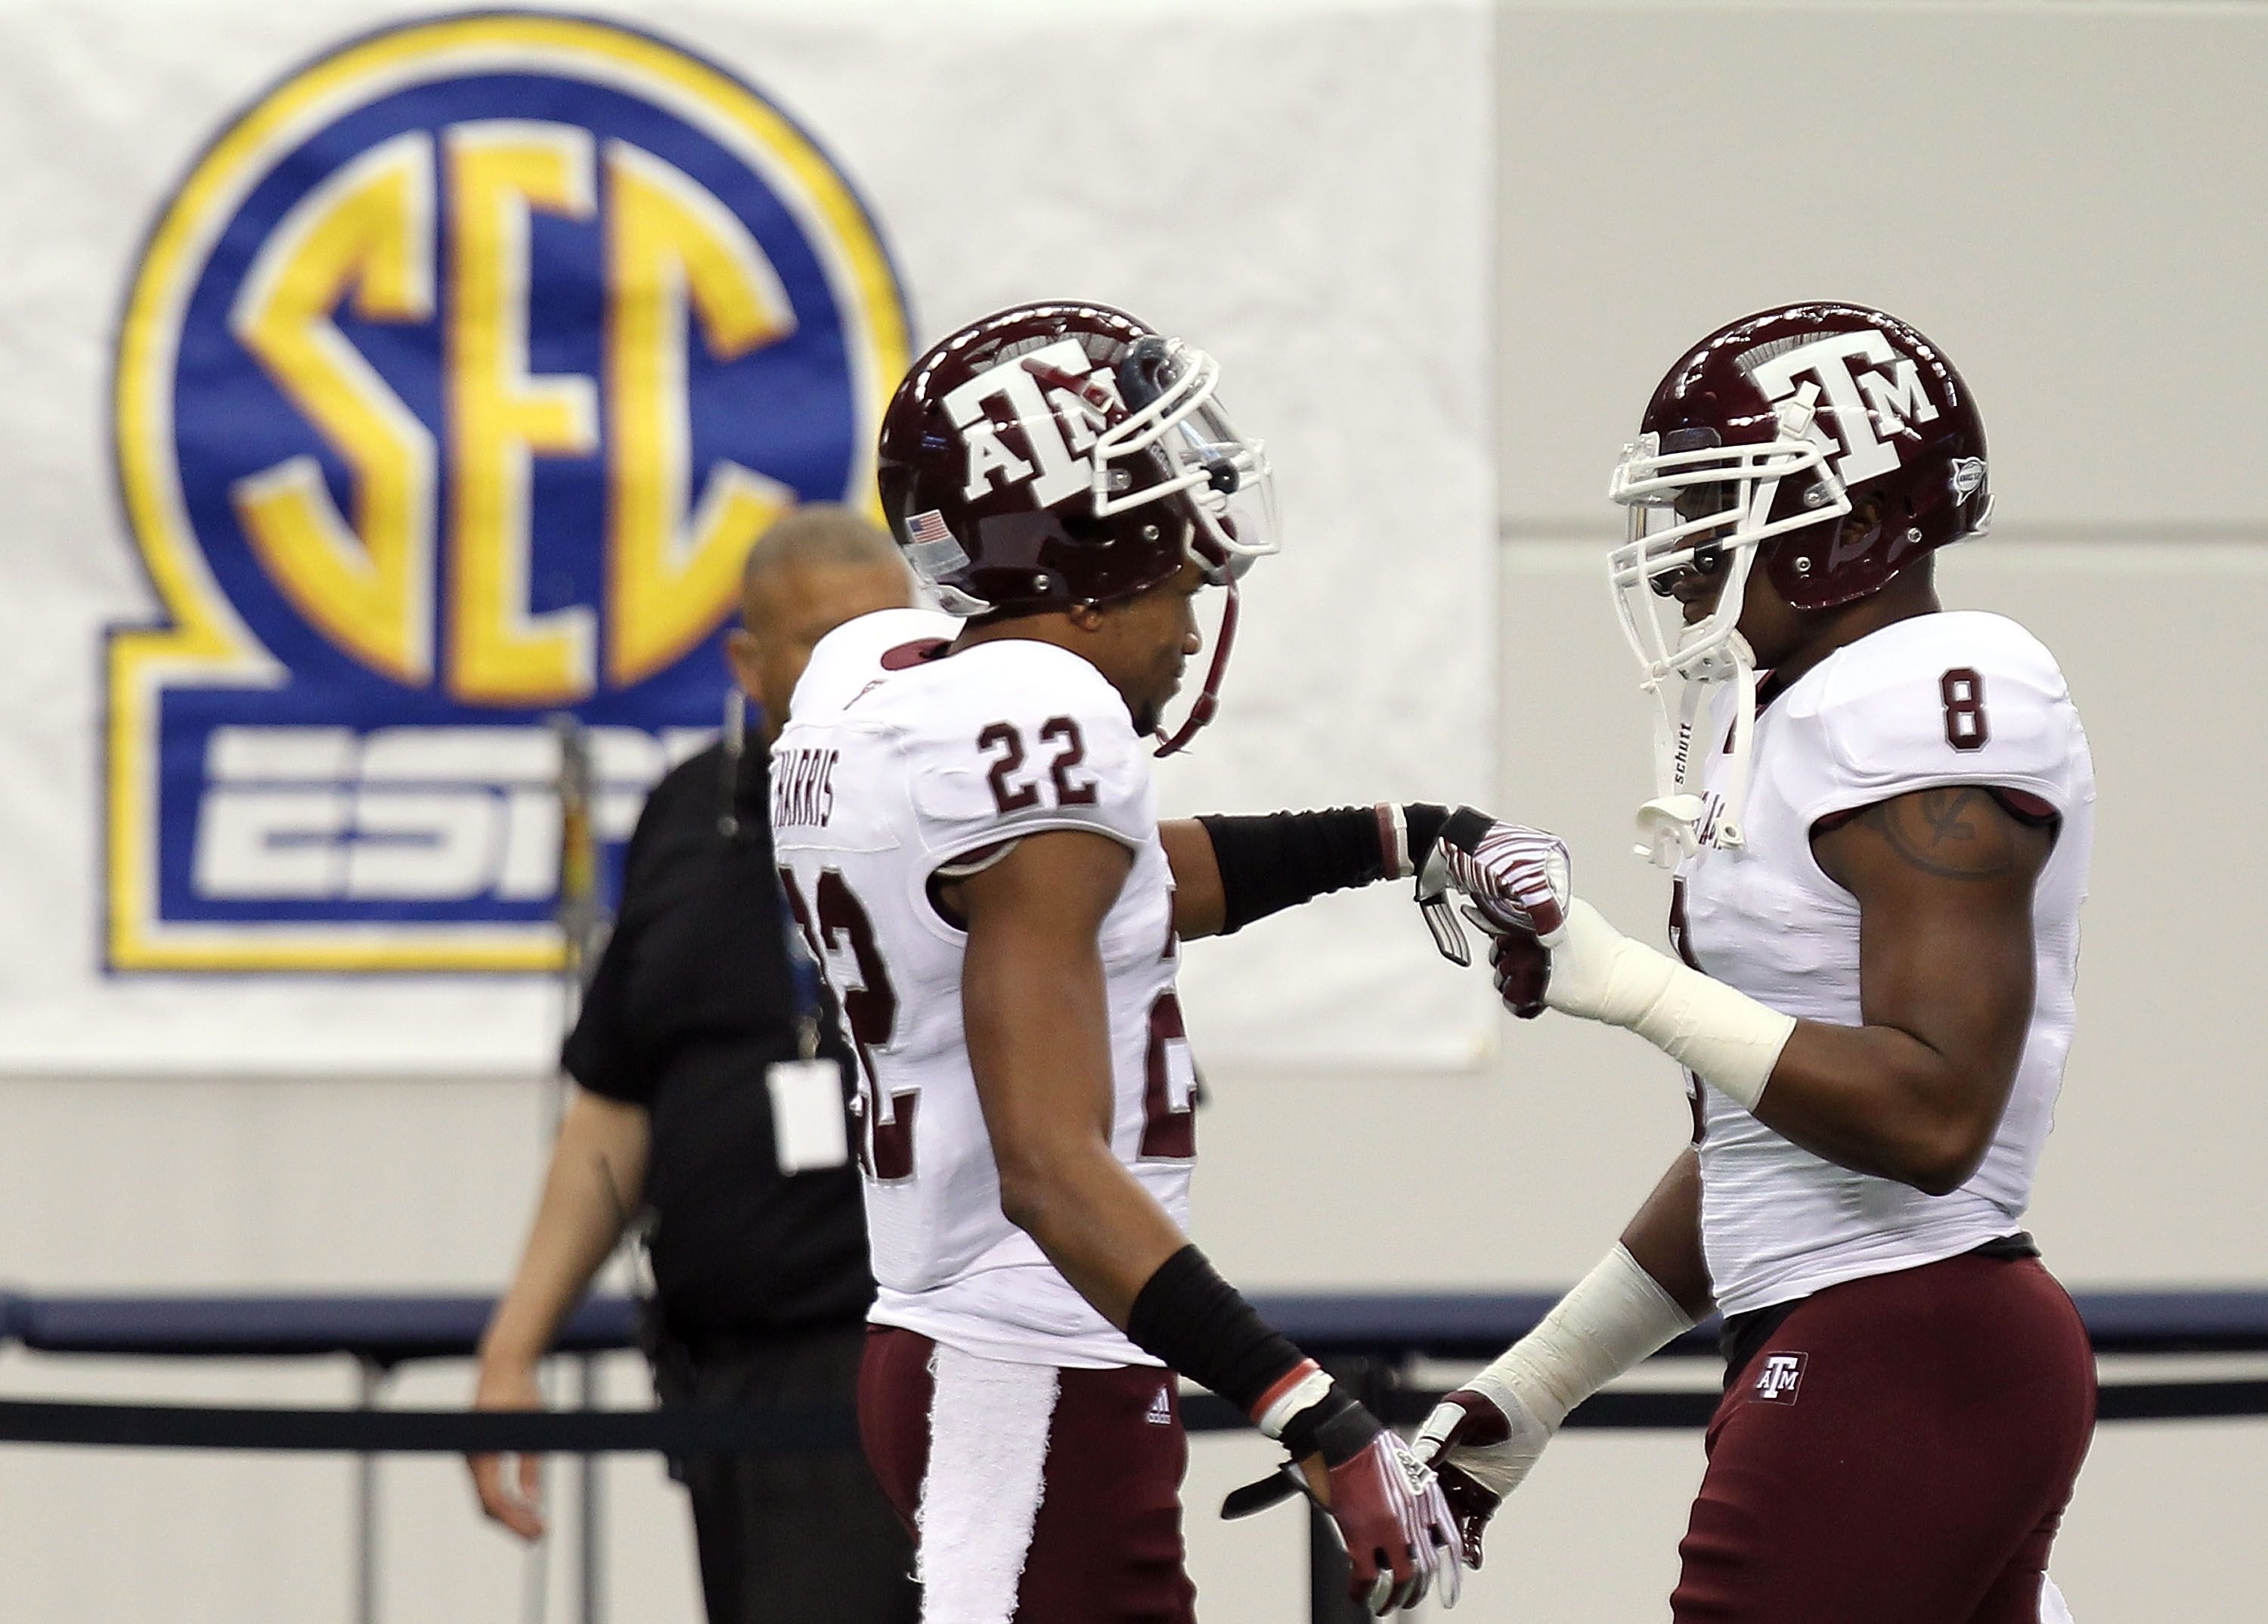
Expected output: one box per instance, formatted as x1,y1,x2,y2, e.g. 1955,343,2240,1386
1768,611,2090,822
888,639,1154,862
788,607,961,726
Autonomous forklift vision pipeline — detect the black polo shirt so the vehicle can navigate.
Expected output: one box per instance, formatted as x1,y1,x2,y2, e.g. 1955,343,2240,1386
562,735,874,1342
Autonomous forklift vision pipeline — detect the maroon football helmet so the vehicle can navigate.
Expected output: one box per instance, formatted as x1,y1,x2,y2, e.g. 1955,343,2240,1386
875,301,1277,752
1608,302,1991,686
1606,304,1991,866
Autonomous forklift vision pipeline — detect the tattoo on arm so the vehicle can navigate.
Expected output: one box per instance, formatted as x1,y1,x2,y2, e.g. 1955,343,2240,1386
1861,788,2019,880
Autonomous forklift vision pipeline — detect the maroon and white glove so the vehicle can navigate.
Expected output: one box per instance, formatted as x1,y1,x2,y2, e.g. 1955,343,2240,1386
1224,1385,1463,1614
1486,928,1553,1020
1324,1426,1464,1615
1413,1245,1703,1569
1411,1388,1550,1569
1438,812,1570,940
1413,807,1570,971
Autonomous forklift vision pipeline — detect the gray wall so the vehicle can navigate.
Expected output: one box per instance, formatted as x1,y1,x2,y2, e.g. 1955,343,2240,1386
3,3,2264,1619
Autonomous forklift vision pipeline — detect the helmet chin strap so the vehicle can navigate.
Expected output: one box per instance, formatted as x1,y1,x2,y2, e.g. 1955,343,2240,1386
1152,580,1240,757
1634,632,1756,868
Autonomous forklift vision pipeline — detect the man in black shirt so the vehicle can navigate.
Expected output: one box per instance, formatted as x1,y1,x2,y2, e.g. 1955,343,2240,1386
469,507,920,1624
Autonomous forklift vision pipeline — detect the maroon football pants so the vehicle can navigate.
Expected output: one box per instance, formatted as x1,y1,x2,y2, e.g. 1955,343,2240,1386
860,1325,1198,1624
1672,1253,2095,1624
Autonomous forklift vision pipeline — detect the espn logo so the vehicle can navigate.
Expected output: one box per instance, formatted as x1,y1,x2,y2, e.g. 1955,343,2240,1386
193,725,704,903
1750,1351,1807,1406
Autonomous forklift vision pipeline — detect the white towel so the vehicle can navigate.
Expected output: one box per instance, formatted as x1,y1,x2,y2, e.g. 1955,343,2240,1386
916,1343,1061,1624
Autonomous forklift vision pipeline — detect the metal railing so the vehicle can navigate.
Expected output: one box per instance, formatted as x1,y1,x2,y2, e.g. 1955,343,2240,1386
5,1288,2263,1624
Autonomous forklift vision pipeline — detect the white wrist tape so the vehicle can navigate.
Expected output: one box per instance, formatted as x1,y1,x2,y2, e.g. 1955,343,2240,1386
1255,1362,1334,1440
1467,1244,1698,1433
1545,900,1796,1110
1374,802,1412,881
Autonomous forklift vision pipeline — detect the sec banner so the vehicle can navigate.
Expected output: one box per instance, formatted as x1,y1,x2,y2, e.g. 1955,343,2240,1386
110,14,907,970
0,0,1492,1071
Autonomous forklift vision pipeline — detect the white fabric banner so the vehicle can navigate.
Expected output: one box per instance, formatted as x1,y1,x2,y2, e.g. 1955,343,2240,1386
0,0,1495,1073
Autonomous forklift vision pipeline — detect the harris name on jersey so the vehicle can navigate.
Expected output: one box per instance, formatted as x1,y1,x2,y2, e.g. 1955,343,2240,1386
771,748,841,831
106,14,906,971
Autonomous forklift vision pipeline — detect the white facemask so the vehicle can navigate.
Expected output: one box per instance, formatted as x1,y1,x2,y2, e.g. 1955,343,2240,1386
1606,403,1848,867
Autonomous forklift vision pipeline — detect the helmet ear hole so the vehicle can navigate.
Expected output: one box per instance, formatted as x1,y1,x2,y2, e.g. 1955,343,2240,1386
1116,336,1176,411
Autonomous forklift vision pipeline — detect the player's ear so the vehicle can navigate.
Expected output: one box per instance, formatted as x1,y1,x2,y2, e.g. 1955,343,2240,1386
726,627,764,700
1064,601,1109,634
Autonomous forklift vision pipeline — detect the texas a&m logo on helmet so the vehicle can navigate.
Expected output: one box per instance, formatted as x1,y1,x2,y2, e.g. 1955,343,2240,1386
1628,302,1993,615
1744,326,1943,489
109,14,906,970
875,302,1279,753
1609,304,1993,865
876,302,1278,618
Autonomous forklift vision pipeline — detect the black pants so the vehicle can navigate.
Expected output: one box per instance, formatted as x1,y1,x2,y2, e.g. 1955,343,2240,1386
653,1320,919,1624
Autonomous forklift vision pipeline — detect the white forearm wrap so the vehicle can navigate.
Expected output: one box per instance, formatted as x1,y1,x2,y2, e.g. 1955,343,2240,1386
1544,900,1796,1110
1469,1244,1698,1433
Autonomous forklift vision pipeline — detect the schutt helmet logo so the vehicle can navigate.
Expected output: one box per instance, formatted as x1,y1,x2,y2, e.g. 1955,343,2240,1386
1752,1351,1807,1404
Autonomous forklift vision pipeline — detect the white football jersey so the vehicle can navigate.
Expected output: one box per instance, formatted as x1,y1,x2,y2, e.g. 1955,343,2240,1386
771,618,1194,1368
1680,611,2095,1317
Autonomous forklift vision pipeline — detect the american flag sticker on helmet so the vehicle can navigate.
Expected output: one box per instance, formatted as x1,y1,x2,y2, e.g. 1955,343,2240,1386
904,510,969,579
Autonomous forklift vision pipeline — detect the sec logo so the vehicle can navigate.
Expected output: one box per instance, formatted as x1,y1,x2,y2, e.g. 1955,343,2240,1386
109,14,908,971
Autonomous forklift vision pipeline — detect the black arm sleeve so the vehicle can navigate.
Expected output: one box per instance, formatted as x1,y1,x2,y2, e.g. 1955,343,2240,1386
1126,1244,1307,1417
1193,802,1450,936
1125,1244,1380,1462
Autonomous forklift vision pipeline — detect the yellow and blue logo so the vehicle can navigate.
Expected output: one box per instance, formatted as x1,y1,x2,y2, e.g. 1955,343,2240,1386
110,14,908,971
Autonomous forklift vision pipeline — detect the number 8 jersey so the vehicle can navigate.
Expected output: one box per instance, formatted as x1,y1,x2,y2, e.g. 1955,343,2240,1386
772,612,1194,1368
1681,610,2096,1318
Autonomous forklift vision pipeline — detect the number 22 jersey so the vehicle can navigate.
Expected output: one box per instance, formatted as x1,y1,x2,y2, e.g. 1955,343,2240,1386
770,613,1196,1368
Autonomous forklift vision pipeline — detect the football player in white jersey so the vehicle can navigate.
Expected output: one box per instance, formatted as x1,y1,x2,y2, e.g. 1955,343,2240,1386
1418,304,2096,1623
772,302,1566,1622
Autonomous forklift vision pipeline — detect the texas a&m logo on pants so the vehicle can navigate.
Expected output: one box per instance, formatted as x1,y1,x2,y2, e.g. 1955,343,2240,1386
1751,1351,1808,1405
109,14,906,970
